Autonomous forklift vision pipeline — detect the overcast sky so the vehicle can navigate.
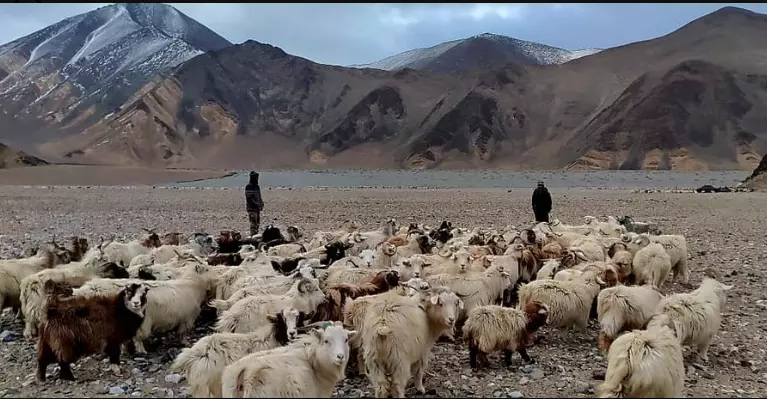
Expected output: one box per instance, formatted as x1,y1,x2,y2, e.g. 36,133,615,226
1,3,765,66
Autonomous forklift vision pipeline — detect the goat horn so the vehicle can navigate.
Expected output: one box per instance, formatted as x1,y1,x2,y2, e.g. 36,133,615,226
297,321,330,331
456,290,480,298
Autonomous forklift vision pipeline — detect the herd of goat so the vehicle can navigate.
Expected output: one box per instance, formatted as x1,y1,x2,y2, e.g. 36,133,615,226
0,214,733,398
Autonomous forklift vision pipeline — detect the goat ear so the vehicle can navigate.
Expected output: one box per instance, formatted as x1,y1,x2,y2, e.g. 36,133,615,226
346,330,358,339
402,260,411,267
457,299,464,310
266,314,278,323
429,295,440,305
119,260,125,268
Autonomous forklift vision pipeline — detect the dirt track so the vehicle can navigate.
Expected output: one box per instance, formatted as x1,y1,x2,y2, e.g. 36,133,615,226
0,186,765,398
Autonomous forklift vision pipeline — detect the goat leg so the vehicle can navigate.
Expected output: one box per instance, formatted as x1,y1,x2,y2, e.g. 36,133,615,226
518,348,535,364
58,361,75,381
503,349,513,366
469,340,479,370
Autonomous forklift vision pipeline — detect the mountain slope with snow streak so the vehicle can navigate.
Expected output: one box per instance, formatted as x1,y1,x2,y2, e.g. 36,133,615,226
351,33,602,72
0,3,231,149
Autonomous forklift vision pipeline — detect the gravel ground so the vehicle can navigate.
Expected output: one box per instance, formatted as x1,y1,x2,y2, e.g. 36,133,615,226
0,186,765,398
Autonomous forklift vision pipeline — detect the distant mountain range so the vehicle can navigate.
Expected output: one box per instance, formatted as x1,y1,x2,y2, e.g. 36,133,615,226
1,4,766,171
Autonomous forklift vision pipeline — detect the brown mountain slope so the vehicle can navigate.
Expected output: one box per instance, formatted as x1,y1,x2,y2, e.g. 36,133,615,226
39,41,540,169
0,142,48,169
743,153,767,190
13,6,767,170
563,60,767,170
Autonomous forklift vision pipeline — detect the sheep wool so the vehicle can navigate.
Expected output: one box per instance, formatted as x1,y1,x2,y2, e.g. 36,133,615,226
597,325,684,398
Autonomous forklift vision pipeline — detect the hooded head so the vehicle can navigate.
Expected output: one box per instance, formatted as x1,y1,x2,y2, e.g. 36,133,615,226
537,181,544,188
250,171,260,185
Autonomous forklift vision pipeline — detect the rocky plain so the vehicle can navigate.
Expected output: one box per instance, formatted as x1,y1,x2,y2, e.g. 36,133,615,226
0,184,765,398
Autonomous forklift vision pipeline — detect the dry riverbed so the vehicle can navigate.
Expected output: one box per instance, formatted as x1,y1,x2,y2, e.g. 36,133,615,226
0,186,765,398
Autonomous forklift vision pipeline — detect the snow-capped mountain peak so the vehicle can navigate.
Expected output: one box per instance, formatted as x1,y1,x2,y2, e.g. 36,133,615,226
0,2,231,125
351,33,602,72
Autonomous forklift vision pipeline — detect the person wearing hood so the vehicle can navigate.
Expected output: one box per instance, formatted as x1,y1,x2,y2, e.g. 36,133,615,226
532,181,552,223
245,171,264,236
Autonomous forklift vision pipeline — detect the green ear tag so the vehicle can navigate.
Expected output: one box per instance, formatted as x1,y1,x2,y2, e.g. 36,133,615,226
322,321,333,330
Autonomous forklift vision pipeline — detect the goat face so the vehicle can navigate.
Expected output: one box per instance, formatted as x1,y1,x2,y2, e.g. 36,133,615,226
124,283,150,317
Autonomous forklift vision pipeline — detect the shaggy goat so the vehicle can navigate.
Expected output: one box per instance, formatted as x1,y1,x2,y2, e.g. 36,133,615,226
37,281,150,381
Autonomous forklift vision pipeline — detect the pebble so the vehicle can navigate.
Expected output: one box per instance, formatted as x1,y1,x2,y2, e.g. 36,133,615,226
0,331,16,342
165,373,184,384
508,391,523,398
575,381,591,394
131,391,142,397
530,368,545,380
109,387,126,395
519,377,529,385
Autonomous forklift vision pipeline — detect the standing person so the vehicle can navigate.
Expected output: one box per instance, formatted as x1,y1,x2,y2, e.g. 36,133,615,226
532,181,552,223
245,171,264,236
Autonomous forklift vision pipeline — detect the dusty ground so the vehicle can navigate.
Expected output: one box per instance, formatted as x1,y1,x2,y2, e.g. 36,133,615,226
0,186,765,398
0,165,231,186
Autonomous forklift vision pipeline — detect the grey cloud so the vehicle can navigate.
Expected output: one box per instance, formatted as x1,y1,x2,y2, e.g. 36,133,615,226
2,3,767,66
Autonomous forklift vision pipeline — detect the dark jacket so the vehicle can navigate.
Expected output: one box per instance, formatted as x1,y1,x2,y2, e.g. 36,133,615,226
532,186,552,213
245,172,264,212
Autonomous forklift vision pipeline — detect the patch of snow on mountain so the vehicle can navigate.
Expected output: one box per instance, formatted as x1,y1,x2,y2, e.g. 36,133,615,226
68,6,139,66
352,39,463,70
351,33,603,71
562,48,602,62
0,2,232,121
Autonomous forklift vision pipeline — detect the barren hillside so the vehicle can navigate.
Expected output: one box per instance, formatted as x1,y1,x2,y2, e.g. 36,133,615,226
0,142,48,169
3,5,767,170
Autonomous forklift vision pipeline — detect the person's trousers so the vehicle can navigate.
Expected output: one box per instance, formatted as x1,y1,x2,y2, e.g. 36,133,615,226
248,210,261,236
534,209,550,223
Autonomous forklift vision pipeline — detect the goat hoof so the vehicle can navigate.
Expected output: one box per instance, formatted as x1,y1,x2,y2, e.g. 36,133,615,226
109,364,121,375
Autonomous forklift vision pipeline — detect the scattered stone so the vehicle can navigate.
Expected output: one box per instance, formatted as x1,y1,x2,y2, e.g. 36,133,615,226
575,381,591,394
0,331,16,342
530,368,545,380
131,391,142,397
165,373,184,384
109,387,126,395
508,391,523,398
519,377,529,385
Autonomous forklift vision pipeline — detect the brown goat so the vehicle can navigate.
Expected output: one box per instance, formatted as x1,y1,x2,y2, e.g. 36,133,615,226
386,236,408,247
139,229,162,249
66,236,89,262
37,281,150,381
518,246,540,283
310,270,400,323
161,232,183,246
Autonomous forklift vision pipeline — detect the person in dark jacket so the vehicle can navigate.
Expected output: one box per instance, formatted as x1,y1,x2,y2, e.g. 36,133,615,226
532,181,552,223
245,171,264,236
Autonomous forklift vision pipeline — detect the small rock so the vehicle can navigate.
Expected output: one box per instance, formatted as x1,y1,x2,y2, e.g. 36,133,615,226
530,368,544,380
131,391,142,397
493,391,503,397
508,391,524,398
575,381,590,394
741,359,753,367
109,387,126,395
0,331,16,342
519,377,529,385
166,388,175,398
165,373,184,384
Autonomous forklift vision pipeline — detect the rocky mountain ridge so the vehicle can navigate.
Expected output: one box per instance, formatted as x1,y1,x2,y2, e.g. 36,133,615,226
2,5,766,171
